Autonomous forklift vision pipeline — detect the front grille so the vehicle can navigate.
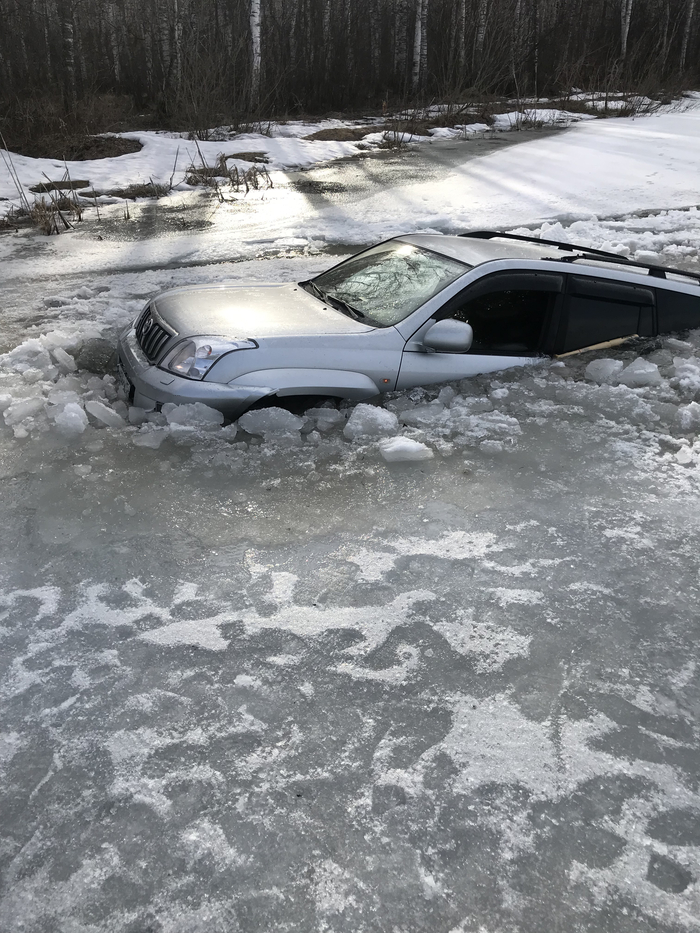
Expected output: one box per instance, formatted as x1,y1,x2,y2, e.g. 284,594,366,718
134,304,175,362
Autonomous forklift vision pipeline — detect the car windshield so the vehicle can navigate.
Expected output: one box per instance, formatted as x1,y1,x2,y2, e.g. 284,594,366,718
304,241,471,326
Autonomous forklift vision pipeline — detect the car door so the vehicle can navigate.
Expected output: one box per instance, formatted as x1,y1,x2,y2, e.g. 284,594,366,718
396,271,564,390
555,276,654,354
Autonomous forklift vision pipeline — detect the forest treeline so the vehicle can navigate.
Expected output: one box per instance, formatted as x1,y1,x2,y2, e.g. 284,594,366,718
1,0,697,143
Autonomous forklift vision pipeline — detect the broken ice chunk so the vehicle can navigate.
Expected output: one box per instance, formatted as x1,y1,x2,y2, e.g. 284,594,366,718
398,402,445,428
584,359,625,384
379,436,434,462
3,397,45,425
51,347,78,372
85,400,126,427
437,385,457,406
677,402,700,430
343,403,398,440
47,388,80,407
480,439,505,453
238,406,304,439
133,427,168,448
53,402,89,435
21,368,45,384
162,402,225,426
616,358,662,387
305,407,345,433
128,406,148,425
673,357,700,396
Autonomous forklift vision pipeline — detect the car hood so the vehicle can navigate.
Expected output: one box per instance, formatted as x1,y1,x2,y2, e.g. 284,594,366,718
152,284,372,338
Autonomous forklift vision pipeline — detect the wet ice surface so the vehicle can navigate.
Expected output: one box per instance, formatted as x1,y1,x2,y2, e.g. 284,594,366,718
2,260,700,932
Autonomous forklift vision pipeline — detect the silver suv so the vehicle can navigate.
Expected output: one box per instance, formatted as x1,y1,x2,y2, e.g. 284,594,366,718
117,231,700,416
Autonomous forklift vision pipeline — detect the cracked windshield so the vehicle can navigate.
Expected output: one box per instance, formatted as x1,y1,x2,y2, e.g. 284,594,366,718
311,242,469,324
1,2,700,932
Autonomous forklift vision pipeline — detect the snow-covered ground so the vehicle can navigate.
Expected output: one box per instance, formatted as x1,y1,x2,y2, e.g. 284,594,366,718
2,99,699,280
0,106,598,215
1,103,700,932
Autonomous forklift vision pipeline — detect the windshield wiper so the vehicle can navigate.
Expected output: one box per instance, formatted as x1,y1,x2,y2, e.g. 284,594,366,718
299,280,328,303
326,294,365,320
300,280,366,320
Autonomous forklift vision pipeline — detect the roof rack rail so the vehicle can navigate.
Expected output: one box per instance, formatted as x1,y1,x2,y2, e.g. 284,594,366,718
461,230,637,262
459,230,700,285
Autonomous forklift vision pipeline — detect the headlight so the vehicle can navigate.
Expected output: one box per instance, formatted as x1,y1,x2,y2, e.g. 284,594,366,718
161,336,257,380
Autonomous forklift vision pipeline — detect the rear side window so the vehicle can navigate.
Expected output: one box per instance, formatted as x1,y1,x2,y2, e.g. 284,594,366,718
657,289,700,334
562,277,653,353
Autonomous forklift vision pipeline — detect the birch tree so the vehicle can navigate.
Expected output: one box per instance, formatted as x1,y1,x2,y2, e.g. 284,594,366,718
411,0,423,93
475,0,489,62
456,0,466,74
250,0,262,107
411,0,428,94
620,0,634,60
680,0,696,72
419,0,428,84
61,3,78,114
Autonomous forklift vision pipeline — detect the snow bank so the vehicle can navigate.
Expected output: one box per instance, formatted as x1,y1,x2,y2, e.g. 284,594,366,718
511,207,700,276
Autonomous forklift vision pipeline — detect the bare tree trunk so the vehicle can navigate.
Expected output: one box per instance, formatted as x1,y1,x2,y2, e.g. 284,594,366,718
106,2,121,84
394,0,408,80
173,0,183,93
370,0,381,78
532,0,539,97
680,0,696,72
475,0,488,60
250,0,262,108
411,0,423,93
159,0,172,87
658,0,671,73
322,0,332,78
419,0,428,89
43,0,53,80
62,9,77,114
289,0,299,70
511,0,525,93
457,0,466,76
620,0,634,60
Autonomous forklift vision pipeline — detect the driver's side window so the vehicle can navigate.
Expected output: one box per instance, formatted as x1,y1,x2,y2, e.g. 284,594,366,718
440,273,564,356
450,289,554,356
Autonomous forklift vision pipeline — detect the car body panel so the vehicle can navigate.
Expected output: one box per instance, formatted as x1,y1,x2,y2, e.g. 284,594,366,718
228,368,381,399
153,284,371,341
206,327,404,390
397,348,536,389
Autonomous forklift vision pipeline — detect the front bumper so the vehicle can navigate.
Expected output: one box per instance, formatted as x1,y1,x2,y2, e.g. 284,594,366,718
117,326,271,417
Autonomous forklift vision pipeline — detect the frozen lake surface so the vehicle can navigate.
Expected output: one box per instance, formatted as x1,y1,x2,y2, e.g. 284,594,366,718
1,119,700,932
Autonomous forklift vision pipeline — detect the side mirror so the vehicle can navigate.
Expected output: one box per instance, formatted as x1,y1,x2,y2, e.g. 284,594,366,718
423,319,473,353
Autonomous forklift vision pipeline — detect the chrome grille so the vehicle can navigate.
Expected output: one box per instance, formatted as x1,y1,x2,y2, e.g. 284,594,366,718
134,304,175,362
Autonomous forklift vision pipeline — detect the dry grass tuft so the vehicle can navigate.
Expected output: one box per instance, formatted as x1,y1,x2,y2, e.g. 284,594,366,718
184,150,273,200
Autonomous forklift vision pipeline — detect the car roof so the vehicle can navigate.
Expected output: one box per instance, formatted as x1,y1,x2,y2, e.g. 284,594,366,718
398,232,700,292
399,233,568,265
